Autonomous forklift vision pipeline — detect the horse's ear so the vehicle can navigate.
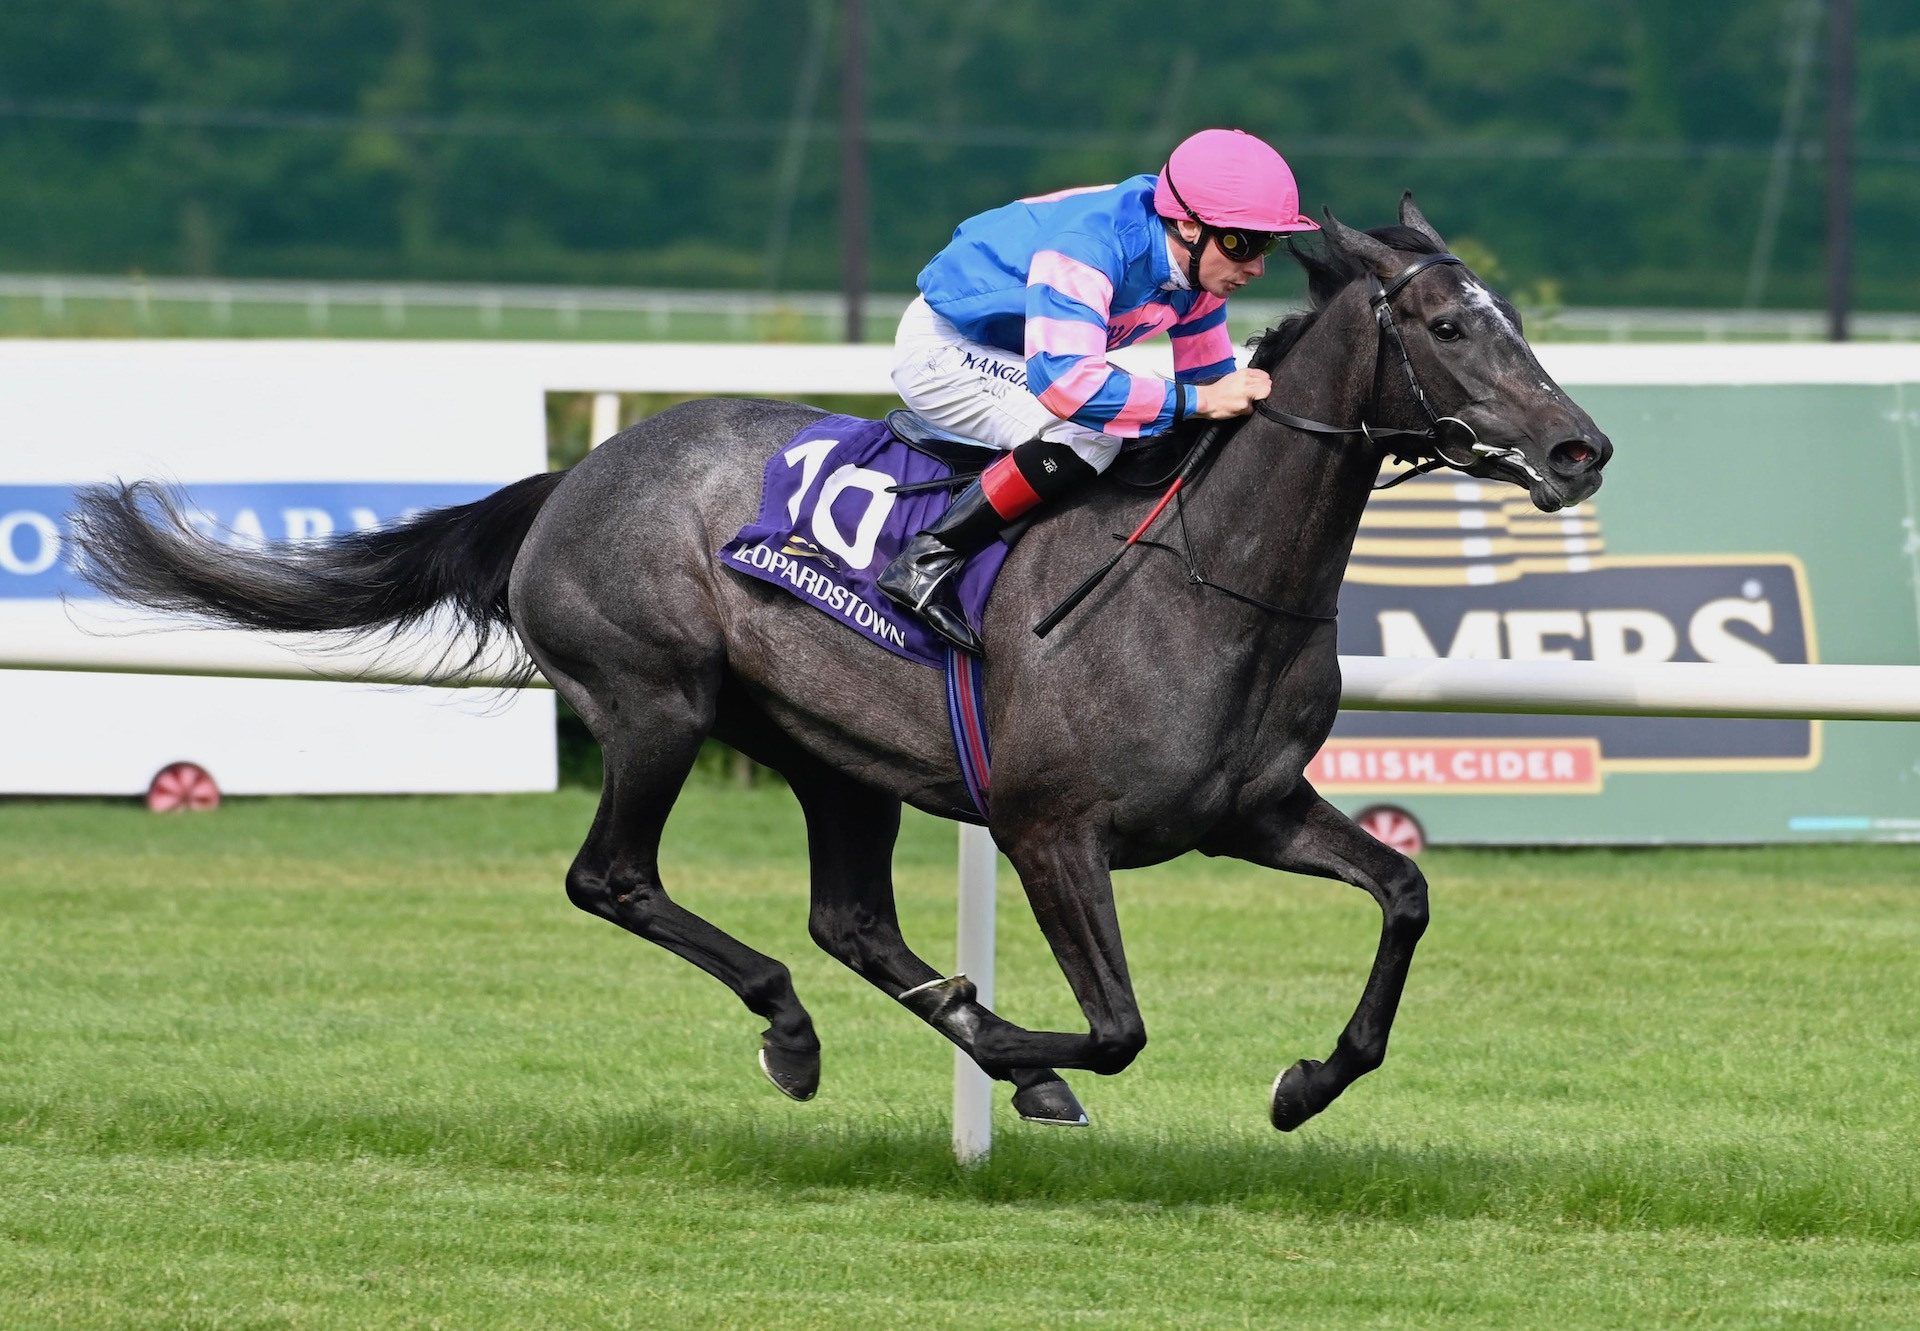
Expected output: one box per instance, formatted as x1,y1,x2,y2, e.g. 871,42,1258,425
1319,209,1397,276
1399,191,1446,249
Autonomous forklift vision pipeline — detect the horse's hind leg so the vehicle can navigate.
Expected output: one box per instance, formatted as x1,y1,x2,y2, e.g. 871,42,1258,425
807,819,1150,1088
1209,781,1430,1131
785,762,1086,1125
556,664,822,1102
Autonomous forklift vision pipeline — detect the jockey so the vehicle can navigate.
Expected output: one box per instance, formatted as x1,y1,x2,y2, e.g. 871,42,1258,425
878,127,1319,654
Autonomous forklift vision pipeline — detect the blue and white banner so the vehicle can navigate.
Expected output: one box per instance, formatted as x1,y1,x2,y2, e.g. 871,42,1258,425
1,482,494,601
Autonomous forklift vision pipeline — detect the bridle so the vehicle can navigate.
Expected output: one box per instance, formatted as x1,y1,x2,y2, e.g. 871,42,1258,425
1252,251,1526,490
1032,249,1536,639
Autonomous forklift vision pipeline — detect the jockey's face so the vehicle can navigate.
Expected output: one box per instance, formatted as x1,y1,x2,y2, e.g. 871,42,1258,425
1176,219,1268,297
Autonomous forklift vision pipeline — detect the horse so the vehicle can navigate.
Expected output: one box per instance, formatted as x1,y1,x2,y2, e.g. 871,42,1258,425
70,196,1611,1133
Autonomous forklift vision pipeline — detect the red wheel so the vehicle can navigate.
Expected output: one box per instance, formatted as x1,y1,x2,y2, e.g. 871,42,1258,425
147,762,221,813
1355,805,1425,855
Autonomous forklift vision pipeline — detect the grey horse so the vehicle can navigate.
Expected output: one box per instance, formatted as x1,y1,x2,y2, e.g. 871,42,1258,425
70,197,1610,1132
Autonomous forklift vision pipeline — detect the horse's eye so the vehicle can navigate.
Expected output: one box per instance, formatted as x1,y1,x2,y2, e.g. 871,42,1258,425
1431,319,1463,342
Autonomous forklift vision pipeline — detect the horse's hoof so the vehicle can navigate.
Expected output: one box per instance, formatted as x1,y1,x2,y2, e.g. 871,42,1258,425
1269,1058,1324,1132
1012,1077,1089,1127
758,1042,820,1102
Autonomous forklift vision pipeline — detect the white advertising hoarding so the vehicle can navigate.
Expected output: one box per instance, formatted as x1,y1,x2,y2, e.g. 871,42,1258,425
0,340,562,796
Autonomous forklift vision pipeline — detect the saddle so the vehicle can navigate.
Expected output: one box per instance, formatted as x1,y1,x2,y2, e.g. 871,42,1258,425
723,411,1214,819
884,410,1198,496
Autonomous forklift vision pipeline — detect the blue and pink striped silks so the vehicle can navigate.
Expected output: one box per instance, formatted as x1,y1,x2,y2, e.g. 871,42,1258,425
720,414,1003,816
914,175,1238,440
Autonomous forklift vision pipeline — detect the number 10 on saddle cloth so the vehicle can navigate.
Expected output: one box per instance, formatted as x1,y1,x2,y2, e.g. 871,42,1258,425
719,414,1013,671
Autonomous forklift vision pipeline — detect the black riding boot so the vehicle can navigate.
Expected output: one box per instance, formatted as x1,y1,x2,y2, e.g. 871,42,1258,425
877,477,1003,656
878,438,1098,656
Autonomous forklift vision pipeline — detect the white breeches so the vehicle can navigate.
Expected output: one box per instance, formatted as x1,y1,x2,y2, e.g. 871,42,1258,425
890,296,1124,473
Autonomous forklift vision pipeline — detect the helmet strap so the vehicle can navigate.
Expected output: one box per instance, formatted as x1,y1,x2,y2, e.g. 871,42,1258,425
1161,166,1221,290
1165,219,1209,290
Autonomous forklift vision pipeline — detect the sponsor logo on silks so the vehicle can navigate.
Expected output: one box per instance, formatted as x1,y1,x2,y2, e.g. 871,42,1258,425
1317,471,1820,794
960,352,1027,386
778,534,841,570
727,540,909,649
0,481,493,602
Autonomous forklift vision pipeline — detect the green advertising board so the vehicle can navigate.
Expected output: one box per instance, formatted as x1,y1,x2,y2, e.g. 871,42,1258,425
1323,346,1920,846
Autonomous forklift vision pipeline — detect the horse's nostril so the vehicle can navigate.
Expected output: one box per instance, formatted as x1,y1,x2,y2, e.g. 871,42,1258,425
1551,440,1598,470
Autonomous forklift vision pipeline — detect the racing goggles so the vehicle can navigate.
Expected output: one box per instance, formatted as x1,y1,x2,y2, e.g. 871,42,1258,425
1161,166,1280,265
1212,227,1278,264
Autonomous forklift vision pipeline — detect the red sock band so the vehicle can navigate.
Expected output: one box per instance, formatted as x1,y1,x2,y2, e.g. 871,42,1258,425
980,453,1042,519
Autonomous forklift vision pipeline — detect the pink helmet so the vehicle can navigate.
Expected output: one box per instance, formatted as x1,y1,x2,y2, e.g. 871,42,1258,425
1153,129,1318,233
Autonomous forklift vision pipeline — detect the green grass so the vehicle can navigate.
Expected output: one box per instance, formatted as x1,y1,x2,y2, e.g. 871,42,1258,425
3,786,1919,1329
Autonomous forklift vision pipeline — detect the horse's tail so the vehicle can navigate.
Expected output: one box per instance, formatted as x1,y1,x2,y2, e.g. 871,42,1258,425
68,472,568,683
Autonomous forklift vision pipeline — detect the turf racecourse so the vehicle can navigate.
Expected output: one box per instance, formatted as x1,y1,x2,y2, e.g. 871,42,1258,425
2,785,1917,1330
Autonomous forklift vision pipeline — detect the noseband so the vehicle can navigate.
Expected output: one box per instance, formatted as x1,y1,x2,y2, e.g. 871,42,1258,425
1253,252,1511,489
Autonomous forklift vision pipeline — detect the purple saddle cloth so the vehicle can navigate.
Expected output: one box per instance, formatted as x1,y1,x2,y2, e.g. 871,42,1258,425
719,414,1011,670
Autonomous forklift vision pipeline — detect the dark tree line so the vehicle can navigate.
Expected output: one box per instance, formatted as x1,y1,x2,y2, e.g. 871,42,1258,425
2,0,1915,308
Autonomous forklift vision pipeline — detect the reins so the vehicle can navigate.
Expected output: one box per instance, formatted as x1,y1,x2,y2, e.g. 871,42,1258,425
1031,417,1234,637
1034,247,1488,639
1126,486,1340,626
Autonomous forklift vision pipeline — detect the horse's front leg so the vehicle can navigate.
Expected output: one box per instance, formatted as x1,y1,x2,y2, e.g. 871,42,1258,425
998,830,1149,1077
901,825,1147,1090
1208,780,1431,1131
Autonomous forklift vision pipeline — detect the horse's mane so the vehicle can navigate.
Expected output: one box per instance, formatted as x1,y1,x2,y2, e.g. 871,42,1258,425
1247,224,1444,372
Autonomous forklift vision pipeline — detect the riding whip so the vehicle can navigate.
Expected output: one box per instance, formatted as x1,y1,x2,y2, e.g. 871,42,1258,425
1032,419,1232,638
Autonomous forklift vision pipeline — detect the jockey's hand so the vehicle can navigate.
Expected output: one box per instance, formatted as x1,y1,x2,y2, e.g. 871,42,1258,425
1194,369,1273,419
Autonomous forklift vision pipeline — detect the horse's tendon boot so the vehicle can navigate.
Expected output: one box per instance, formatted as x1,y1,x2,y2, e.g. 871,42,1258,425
897,974,983,1044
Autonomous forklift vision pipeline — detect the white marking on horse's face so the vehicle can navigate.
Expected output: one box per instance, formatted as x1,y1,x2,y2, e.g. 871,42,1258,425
1461,281,1518,338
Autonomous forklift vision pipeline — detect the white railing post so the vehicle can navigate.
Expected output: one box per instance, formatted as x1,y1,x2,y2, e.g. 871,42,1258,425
589,393,621,448
953,823,997,1164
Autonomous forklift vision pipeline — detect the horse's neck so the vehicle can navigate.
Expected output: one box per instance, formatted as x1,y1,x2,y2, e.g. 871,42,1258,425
1195,289,1383,616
